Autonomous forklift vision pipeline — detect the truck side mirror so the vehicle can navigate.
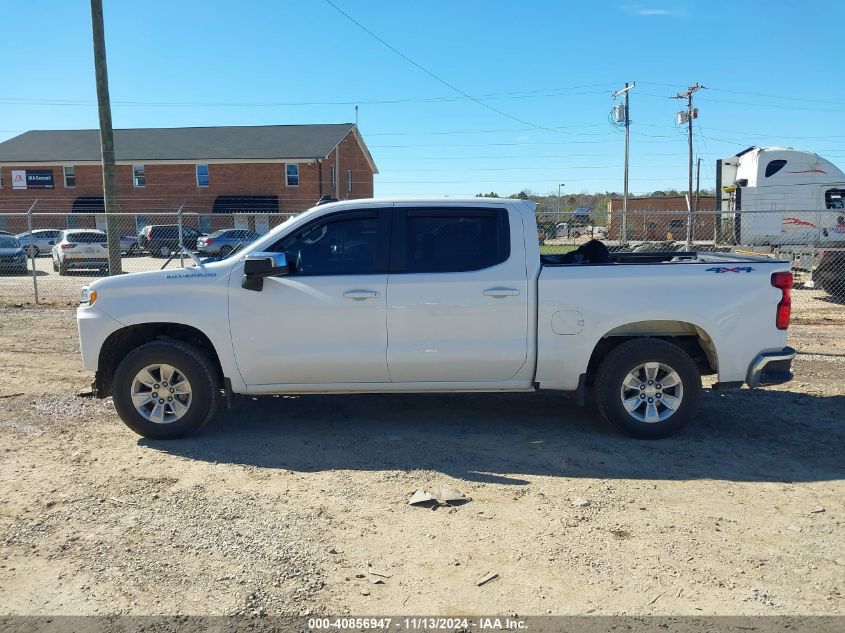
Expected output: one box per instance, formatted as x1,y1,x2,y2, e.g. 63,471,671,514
242,252,289,291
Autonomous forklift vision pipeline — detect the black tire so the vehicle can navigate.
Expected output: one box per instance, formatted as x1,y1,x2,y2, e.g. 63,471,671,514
594,338,702,439
112,340,219,439
52,257,59,272
218,245,232,257
58,260,68,275
572,230,581,239
26,245,39,258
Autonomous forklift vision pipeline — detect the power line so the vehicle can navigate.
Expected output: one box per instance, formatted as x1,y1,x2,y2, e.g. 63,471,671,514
322,0,570,135
639,80,845,107
0,85,616,109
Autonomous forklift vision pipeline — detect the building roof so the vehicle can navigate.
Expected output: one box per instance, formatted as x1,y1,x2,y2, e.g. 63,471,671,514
0,123,376,171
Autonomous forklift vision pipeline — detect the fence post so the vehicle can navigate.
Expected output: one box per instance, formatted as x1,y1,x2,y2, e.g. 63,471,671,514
176,204,184,268
686,206,693,251
26,200,39,304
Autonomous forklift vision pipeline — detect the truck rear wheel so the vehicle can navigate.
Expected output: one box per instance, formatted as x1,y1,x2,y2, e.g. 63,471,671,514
112,340,219,439
594,338,701,439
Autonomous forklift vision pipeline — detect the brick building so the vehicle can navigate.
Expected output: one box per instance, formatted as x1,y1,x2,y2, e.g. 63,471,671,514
606,195,717,241
0,123,377,233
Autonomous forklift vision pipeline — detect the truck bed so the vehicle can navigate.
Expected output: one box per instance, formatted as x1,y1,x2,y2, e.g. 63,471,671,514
540,250,781,266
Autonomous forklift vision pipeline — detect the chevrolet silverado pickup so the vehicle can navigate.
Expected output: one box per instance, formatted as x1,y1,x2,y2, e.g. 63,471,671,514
77,198,796,439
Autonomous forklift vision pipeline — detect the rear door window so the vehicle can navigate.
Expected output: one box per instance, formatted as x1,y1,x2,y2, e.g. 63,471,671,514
392,208,510,273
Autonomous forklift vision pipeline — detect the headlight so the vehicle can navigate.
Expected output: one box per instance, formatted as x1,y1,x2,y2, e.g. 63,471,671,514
80,287,97,305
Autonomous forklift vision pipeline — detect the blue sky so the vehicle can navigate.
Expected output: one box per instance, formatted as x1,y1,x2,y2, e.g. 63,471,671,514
1,0,843,197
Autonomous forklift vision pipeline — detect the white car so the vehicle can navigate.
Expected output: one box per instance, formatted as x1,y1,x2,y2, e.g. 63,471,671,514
77,197,795,440
16,229,63,257
52,229,109,275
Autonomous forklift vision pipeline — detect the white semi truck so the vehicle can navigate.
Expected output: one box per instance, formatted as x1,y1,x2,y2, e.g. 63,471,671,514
717,146,845,246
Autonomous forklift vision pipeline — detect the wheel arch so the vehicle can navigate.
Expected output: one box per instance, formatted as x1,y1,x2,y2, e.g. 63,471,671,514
96,322,224,397
585,320,718,383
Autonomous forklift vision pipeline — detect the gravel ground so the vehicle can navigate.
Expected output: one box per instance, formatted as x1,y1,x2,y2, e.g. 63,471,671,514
0,303,842,617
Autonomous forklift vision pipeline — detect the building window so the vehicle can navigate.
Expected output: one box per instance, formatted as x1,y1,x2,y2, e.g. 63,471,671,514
347,169,352,193
330,165,336,191
63,166,76,188
0,170,3,188
285,164,299,187
133,164,145,187
196,164,209,187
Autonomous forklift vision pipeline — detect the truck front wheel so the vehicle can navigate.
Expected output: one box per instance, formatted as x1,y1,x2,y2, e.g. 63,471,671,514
112,340,219,439
594,338,701,439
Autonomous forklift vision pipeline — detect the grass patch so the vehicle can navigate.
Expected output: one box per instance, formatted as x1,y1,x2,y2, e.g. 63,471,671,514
540,244,578,255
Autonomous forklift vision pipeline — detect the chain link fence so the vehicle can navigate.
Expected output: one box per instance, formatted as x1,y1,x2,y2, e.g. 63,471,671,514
1,206,844,322
535,208,845,322
0,208,296,304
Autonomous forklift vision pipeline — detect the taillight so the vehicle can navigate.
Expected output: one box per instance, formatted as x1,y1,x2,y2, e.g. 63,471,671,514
61,243,76,250
771,272,793,330
205,238,213,244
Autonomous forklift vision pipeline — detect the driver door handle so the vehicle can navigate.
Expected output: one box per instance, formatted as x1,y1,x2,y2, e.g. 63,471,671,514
343,289,380,300
483,287,520,297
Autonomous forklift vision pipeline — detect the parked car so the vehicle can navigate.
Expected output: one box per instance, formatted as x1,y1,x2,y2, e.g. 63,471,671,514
0,235,27,274
813,249,845,296
138,225,204,258
196,229,260,257
555,223,606,239
52,229,109,275
16,229,62,257
120,234,140,255
78,197,795,441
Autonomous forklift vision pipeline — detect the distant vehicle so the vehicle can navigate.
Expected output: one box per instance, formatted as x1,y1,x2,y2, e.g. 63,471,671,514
812,249,845,296
52,229,108,275
555,223,606,239
0,235,27,274
196,229,260,257
120,234,140,255
717,146,845,246
138,225,204,258
16,229,62,257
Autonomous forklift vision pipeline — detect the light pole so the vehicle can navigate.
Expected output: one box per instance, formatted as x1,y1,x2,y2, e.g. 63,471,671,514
557,183,565,213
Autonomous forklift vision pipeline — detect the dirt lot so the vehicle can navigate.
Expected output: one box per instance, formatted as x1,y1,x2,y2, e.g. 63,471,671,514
0,300,842,617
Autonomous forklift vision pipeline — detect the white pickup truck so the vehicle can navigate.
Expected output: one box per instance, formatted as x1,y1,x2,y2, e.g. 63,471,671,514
77,198,796,440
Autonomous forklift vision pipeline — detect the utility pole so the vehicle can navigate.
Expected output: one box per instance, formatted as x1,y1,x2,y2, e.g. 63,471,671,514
557,183,565,213
612,82,635,245
672,83,705,214
90,0,122,275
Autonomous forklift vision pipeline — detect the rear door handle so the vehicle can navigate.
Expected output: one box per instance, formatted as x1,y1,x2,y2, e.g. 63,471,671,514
343,289,380,300
483,287,520,297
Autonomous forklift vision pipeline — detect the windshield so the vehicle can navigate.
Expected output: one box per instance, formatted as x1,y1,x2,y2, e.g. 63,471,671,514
0,236,21,248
